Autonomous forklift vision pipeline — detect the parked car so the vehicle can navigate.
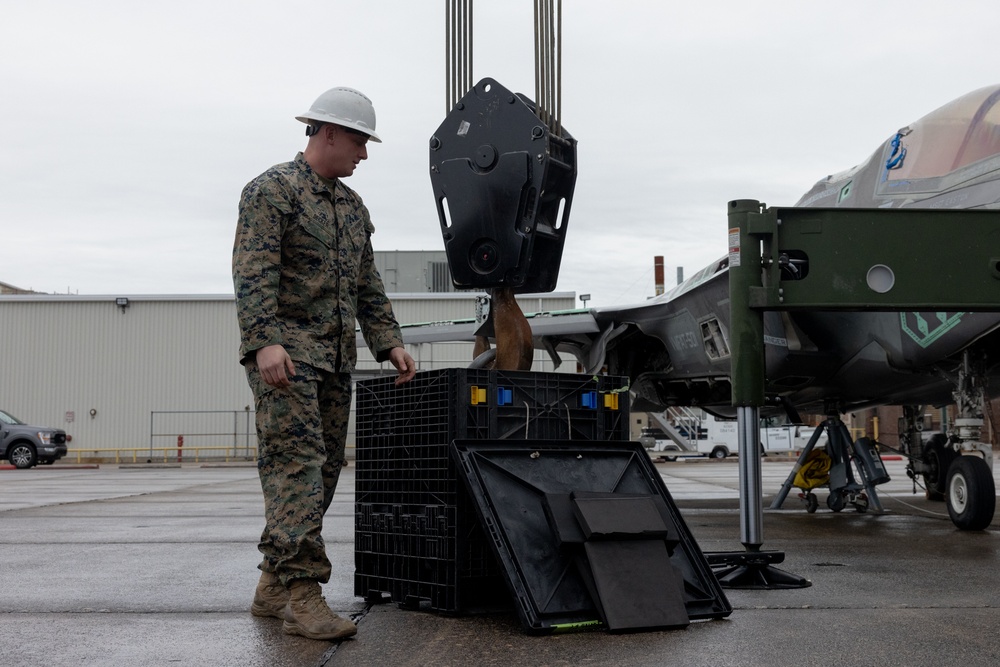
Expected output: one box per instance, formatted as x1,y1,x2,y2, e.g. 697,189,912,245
0,409,68,468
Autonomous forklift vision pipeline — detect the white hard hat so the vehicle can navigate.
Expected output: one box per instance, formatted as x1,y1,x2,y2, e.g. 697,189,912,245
295,87,382,143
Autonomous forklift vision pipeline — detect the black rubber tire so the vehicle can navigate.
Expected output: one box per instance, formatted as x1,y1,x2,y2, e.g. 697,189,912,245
710,447,728,460
923,434,957,501
9,443,37,469
827,492,845,512
946,456,996,531
806,493,819,514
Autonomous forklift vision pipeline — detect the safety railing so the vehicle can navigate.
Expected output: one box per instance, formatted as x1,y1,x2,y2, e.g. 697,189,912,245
66,446,258,464
65,443,360,464
149,409,257,461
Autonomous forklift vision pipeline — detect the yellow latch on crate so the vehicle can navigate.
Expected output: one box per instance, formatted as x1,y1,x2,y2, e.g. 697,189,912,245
470,386,488,405
603,393,619,410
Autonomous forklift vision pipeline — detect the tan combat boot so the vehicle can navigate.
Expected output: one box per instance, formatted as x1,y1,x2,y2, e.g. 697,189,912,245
251,570,289,619
283,579,358,640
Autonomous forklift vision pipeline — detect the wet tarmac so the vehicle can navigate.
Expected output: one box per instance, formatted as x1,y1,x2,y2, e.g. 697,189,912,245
4,456,1000,666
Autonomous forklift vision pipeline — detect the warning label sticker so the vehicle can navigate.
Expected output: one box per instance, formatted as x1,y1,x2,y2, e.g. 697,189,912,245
728,228,741,267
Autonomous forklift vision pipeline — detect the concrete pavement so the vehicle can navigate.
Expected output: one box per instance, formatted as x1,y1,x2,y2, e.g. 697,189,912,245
3,457,1000,666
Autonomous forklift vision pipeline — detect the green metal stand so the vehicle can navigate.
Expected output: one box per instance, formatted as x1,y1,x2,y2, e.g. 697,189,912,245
722,199,1000,587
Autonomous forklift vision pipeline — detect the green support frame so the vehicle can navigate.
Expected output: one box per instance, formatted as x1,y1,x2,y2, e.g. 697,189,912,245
722,199,1000,588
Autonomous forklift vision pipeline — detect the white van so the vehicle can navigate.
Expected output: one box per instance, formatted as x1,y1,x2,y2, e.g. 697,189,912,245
641,410,826,460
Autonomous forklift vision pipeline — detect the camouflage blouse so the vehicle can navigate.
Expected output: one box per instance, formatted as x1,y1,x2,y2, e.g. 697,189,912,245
233,152,404,372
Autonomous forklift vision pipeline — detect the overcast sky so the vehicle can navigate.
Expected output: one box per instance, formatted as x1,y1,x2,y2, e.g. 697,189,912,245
2,1,998,308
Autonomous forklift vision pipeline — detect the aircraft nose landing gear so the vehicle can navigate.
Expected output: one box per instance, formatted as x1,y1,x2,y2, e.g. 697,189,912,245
943,353,996,530
903,351,997,530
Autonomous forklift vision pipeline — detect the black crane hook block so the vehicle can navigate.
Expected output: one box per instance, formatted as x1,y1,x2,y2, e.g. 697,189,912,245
429,78,577,293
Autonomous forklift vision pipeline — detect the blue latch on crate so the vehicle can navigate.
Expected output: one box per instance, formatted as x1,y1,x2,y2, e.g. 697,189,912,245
581,391,598,409
497,387,513,406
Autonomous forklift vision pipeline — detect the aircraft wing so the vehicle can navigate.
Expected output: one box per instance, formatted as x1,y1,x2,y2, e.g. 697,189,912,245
391,309,604,369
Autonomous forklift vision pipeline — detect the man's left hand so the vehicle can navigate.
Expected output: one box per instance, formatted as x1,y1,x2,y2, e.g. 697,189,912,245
388,347,416,386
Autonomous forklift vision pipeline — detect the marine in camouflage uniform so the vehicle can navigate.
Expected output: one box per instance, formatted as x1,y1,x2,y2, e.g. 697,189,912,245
233,89,414,640
234,150,405,583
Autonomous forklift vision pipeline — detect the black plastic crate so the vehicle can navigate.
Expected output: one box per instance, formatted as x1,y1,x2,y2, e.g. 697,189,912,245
354,369,630,506
354,369,630,613
354,500,505,613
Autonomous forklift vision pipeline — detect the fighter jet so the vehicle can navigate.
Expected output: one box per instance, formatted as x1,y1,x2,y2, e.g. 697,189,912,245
536,85,1000,528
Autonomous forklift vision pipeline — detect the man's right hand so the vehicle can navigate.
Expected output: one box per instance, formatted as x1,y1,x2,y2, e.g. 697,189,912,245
256,345,296,388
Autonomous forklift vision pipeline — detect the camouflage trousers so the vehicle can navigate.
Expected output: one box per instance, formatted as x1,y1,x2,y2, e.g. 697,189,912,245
245,360,352,585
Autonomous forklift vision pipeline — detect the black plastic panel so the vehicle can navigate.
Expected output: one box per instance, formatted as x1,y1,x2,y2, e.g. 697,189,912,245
451,440,732,632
